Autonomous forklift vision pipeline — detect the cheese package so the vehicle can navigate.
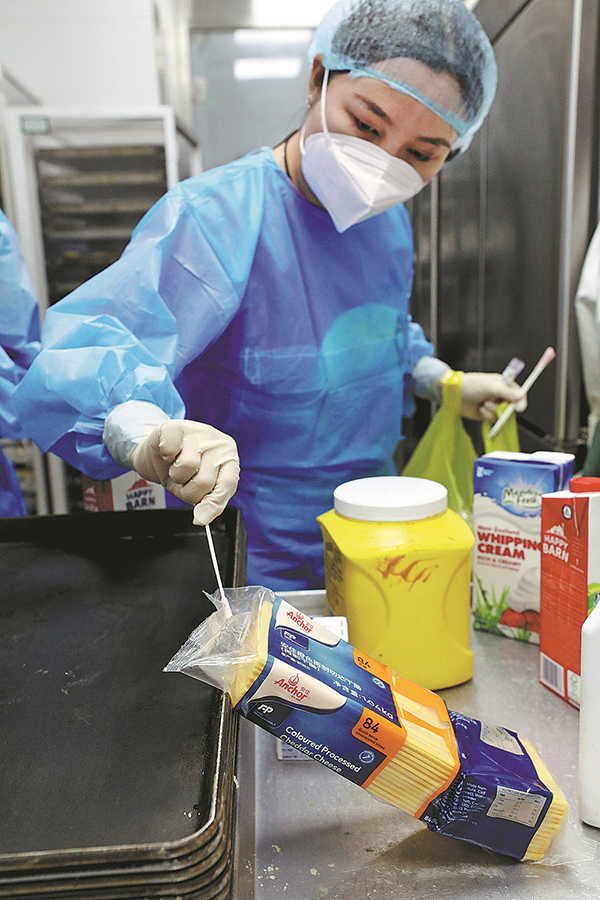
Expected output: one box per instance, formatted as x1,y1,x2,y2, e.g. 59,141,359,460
275,612,349,760
165,586,568,862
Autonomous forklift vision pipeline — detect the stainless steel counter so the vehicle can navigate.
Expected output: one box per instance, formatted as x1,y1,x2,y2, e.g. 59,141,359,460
234,593,600,899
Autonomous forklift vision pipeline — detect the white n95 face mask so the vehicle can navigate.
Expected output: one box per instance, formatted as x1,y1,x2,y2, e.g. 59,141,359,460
300,69,425,233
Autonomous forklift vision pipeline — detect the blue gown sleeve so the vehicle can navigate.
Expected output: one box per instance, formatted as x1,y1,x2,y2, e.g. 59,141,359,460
403,315,434,418
13,177,263,479
0,210,41,440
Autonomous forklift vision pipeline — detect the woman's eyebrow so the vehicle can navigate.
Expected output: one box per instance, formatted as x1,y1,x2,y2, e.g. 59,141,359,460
355,93,453,150
355,94,392,124
418,136,452,149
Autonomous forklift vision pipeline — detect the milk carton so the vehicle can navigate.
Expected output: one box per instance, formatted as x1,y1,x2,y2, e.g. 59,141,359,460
472,452,574,643
81,472,167,512
539,476,600,707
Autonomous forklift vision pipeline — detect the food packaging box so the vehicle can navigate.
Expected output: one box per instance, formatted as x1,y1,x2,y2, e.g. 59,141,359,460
81,471,168,511
274,590,348,760
472,451,574,642
167,585,570,863
539,478,600,707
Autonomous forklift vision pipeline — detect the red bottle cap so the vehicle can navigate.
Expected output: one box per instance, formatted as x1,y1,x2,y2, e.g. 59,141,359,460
569,477,600,493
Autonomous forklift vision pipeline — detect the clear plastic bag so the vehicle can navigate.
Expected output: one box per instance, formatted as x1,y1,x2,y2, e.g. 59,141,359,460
164,585,272,695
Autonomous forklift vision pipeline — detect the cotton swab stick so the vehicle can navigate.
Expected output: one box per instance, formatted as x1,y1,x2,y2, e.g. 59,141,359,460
205,523,232,618
488,346,556,439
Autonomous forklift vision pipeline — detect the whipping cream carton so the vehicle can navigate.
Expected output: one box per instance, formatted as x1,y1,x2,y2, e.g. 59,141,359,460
472,452,574,643
539,477,600,707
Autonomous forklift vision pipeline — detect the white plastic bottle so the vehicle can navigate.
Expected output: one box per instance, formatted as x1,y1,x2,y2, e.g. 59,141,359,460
579,600,600,826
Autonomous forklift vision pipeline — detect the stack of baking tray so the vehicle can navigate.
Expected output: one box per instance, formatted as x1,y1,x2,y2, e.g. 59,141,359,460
0,507,246,899
35,144,168,305
34,143,171,515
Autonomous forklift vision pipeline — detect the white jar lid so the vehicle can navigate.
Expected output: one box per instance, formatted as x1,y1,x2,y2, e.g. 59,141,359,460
333,476,448,522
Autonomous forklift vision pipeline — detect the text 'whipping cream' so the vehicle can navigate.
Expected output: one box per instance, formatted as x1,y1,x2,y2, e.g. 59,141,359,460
472,452,574,643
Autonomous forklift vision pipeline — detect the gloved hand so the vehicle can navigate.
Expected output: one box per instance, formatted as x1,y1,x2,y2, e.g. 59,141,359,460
103,401,239,525
459,372,527,421
130,420,239,525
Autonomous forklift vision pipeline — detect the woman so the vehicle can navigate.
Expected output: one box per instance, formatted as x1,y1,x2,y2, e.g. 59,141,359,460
14,0,524,587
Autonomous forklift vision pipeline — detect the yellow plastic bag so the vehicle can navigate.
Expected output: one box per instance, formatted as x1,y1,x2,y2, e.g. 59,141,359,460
482,404,520,453
402,370,519,528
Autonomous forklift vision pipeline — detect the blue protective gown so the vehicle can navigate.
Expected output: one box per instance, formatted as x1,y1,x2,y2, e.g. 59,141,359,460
0,210,41,516
14,148,432,585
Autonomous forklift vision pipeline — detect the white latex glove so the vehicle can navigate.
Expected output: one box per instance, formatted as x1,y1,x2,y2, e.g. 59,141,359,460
130,421,239,524
103,401,239,524
459,372,527,421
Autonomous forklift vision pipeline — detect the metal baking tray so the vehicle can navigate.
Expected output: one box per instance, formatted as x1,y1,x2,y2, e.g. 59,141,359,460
0,819,235,898
0,694,236,896
0,872,234,900
0,825,235,899
0,508,245,884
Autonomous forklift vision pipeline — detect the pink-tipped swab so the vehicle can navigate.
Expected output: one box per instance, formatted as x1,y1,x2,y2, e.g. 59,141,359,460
488,347,556,439
205,523,232,618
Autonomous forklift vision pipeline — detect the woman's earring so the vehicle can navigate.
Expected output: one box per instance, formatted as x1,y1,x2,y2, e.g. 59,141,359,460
307,94,313,108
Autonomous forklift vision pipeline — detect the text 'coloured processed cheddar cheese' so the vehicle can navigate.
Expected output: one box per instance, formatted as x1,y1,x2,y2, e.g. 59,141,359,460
167,587,568,862
230,597,459,819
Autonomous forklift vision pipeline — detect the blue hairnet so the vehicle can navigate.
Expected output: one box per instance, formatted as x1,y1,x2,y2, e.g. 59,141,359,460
309,0,497,150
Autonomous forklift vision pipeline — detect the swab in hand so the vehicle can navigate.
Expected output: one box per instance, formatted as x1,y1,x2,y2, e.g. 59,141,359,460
488,347,556,439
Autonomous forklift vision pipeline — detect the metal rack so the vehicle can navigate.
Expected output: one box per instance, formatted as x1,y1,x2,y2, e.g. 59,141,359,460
1,106,201,514
36,143,168,304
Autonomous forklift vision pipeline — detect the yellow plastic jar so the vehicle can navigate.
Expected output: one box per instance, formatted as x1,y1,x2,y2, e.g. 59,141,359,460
317,476,474,690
